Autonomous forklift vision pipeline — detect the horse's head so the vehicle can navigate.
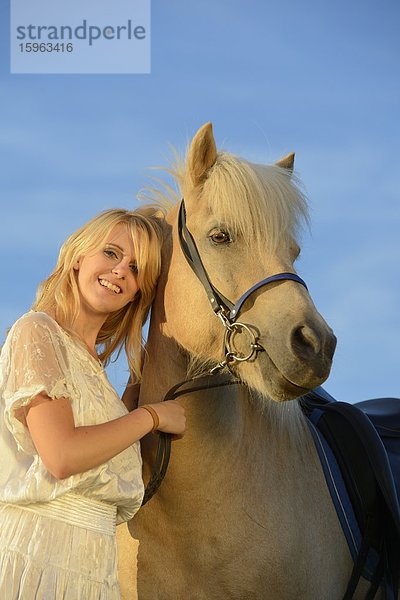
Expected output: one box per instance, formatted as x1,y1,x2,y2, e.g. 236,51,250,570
160,123,336,401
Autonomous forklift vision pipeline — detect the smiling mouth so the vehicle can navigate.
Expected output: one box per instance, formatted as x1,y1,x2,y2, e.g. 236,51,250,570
98,278,121,294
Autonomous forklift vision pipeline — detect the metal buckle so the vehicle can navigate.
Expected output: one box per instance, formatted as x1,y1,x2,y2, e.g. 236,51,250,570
216,308,233,330
224,321,263,363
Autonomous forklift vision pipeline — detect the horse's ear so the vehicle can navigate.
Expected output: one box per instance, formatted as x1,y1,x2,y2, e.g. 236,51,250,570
275,152,295,172
188,122,217,187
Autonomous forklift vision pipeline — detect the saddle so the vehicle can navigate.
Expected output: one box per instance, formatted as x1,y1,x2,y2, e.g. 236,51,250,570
300,388,400,600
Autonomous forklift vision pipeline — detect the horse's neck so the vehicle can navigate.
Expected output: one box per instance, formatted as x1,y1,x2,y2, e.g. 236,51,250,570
139,325,187,406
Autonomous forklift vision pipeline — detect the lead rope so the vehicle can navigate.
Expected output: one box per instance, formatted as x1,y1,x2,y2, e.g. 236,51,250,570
141,371,239,506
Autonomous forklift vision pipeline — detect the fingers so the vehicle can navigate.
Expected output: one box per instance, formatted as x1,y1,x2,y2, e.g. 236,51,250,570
151,401,186,436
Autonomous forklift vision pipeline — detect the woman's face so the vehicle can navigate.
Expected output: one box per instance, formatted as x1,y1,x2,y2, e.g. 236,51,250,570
74,224,139,320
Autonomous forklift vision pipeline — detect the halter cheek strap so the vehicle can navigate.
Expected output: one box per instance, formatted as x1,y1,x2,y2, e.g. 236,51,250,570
178,200,235,315
178,199,308,323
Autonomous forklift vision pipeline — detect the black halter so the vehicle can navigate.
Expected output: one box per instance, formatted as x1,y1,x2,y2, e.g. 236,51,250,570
178,199,307,323
178,199,308,371
142,199,309,505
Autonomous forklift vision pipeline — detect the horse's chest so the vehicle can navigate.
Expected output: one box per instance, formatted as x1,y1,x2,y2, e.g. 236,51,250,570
137,421,352,599
137,488,350,600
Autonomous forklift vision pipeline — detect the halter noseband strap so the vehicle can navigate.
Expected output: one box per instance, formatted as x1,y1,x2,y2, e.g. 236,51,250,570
178,199,308,323
231,272,307,320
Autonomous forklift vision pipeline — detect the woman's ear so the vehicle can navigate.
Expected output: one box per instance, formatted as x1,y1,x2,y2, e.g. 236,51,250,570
73,260,80,271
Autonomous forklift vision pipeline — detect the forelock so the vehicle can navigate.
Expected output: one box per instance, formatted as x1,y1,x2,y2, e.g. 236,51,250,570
201,153,309,252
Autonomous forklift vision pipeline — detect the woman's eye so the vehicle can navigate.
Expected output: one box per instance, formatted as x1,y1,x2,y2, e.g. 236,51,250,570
210,230,231,244
104,248,118,259
130,263,138,274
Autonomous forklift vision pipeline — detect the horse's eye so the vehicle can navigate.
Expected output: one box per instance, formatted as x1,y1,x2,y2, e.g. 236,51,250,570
210,230,231,244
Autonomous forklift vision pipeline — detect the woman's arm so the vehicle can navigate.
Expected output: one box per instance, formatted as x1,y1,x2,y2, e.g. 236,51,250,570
26,393,185,480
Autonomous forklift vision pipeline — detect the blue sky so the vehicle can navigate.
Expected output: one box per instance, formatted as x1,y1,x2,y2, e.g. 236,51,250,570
1,0,399,402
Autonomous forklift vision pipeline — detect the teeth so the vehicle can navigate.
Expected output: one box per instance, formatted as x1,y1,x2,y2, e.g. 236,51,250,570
99,279,121,294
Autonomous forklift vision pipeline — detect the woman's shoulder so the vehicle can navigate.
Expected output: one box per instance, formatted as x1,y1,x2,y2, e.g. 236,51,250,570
9,311,64,342
14,310,58,329
1,312,69,369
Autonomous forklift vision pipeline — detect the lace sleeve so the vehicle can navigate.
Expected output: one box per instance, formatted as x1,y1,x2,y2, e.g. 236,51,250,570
2,312,73,455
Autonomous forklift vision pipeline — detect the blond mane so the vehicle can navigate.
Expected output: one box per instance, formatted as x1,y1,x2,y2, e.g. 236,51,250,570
143,150,309,255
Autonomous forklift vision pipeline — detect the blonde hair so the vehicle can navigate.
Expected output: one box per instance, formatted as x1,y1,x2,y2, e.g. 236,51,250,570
33,206,164,383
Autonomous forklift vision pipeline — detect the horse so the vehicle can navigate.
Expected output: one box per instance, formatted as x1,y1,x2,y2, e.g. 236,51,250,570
117,123,375,599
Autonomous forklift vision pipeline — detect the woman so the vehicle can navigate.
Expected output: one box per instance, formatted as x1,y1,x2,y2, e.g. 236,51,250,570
0,207,185,599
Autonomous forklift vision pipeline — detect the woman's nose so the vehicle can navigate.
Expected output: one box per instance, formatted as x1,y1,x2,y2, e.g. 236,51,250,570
112,260,129,278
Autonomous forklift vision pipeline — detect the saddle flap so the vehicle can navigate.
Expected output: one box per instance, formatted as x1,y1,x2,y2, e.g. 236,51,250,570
300,388,400,595
301,389,400,537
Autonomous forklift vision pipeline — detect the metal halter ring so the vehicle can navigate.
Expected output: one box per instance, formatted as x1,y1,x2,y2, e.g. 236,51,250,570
224,321,262,363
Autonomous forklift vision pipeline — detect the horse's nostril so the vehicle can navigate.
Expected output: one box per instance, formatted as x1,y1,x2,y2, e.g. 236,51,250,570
291,325,321,357
290,326,337,362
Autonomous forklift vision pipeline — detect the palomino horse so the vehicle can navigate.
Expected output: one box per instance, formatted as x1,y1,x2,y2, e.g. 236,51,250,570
117,123,374,599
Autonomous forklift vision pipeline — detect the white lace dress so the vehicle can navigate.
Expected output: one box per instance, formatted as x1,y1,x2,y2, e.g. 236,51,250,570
0,311,144,599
